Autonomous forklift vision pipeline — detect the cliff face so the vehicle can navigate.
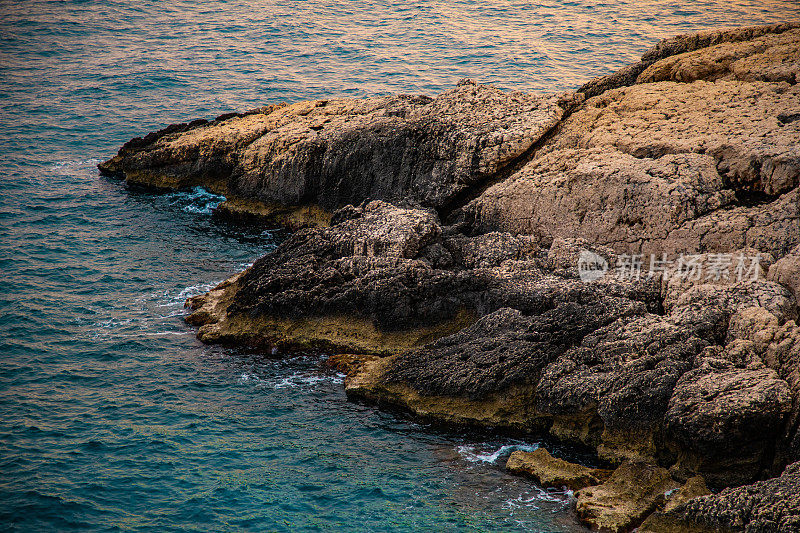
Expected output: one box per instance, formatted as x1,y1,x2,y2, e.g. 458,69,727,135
103,23,800,532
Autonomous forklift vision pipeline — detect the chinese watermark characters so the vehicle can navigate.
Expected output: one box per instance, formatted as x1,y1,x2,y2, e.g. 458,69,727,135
577,251,761,282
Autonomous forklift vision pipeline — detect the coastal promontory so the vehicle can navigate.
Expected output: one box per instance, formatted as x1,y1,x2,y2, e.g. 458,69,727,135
101,23,800,532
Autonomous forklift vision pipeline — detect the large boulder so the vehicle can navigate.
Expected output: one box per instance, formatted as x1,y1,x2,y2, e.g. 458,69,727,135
574,462,680,533
664,356,792,487
459,77,800,258
661,461,800,533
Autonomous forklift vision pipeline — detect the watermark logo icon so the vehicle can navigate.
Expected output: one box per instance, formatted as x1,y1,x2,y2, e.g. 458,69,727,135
578,250,608,282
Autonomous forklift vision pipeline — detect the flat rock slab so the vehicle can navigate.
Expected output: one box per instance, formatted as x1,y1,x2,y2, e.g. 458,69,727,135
505,448,612,491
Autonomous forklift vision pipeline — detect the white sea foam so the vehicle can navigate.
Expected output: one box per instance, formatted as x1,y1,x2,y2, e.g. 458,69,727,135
117,331,190,337
273,372,345,389
156,281,219,308
95,317,135,329
457,442,540,464
238,372,261,384
238,371,345,389
501,487,571,511
175,281,217,300
166,186,226,215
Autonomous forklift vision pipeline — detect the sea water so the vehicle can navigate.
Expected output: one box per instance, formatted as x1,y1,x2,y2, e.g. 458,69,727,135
2,1,799,530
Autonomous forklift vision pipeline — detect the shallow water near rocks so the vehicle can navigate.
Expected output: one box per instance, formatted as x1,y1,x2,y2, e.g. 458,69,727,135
2,1,799,530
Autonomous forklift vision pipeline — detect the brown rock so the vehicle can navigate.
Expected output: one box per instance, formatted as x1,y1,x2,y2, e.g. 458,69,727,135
578,23,799,96
461,77,800,258
769,244,800,306
575,461,680,533
321,353,380,377
637,28,800,84
109,25,800,527
99,81,565,221
638,476,712,533
505,448,612,491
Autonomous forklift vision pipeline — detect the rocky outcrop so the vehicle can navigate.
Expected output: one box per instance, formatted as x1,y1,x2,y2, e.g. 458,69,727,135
186,201,661,354
505,448,612,491
458,81,800,257
664,357,792,487
578,22,799,96
636,26,800,85
106,22,800,533
575,461,680,532
99,82,567,227
654,461,800,533
769,245,800,305
459,26,800,261
184,195,799,492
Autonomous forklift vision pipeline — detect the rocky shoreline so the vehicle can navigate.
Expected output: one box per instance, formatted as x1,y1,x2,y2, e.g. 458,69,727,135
101,23,800,532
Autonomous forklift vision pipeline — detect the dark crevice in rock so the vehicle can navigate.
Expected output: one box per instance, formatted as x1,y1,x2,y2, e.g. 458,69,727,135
578,61,654,98
437,107,573,225
731,188,780,208
778,112,800,125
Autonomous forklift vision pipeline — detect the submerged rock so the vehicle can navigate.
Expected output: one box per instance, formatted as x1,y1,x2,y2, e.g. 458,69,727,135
100,22,800,533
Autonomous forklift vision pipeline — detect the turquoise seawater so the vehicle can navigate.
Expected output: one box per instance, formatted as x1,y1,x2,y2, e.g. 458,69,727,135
2,1,799,531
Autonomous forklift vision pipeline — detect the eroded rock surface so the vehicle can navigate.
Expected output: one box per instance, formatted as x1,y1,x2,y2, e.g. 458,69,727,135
578,22,799,96
460,78,800,258
505,447,612,491
459,27,800,260
101,22,800,533
769,244,800,305
660,461,800,533
186,201,660,354
575,461,680,533
100,81,566,226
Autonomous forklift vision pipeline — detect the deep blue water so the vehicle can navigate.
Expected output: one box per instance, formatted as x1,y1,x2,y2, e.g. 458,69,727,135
2,1,799,531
